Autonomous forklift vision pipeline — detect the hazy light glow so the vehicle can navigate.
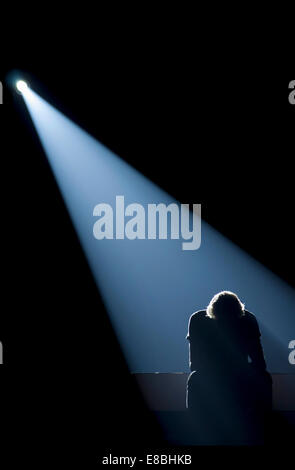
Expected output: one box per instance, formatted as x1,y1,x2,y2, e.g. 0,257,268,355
16,80,28,94
20,87,295,374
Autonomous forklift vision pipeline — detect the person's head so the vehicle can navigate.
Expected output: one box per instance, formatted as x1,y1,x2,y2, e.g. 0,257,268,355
206,291,245,320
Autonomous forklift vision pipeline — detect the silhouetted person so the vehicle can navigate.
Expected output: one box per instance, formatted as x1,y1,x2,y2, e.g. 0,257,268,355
186,291,272,444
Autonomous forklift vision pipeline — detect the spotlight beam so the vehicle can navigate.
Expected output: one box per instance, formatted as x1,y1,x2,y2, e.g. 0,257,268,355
19,87,295,374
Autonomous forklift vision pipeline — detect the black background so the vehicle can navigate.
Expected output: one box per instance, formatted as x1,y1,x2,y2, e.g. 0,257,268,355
1,24,294,466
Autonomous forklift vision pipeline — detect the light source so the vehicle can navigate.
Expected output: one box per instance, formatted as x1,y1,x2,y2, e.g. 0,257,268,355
16,80,28,94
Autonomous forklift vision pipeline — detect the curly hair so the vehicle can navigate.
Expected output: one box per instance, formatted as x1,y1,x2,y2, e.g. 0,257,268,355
206,291,245,320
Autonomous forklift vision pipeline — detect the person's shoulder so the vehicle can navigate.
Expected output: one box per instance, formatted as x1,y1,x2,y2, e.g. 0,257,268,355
242,310,261,334
187,310,208,339
189,310,207,323
243,310,258,323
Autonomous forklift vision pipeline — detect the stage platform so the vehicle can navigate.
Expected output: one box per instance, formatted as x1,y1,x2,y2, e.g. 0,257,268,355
134,373,295,411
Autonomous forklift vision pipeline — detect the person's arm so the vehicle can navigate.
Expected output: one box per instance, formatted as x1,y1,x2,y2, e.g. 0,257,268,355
188,340,198,371
248,335,267,370
187,313,199,371
247,314,267,371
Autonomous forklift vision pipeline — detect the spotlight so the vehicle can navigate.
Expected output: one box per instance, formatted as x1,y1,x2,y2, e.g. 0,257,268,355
16,80,28,94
